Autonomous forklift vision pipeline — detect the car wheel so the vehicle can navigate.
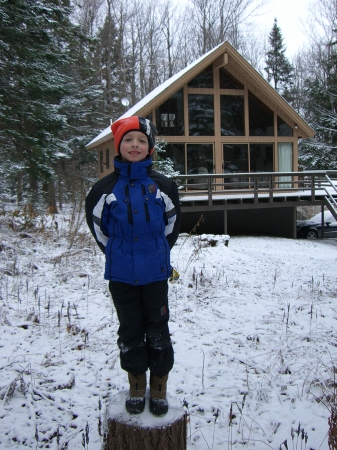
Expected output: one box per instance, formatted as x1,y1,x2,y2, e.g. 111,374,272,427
305,230,318,239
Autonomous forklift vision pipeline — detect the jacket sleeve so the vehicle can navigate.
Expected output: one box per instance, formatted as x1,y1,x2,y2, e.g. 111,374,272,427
85,174,117,254
152,173,181,249
166,179,181,249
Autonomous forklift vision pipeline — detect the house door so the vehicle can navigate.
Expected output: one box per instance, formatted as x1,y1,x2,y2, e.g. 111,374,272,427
223,144,248,173
223,144,248,188
186,144,214,190
250,143,274,188
159,143,214,189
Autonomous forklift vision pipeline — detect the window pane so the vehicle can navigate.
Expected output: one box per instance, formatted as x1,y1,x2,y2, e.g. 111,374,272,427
156,89,184,136
278,143,292,171
278,142,293,187
249,92,274,136
223,144,248,173
250,144,274,172
277,116,293,136
219,68,244,89
163,144,186,174
220,95,245,136
188,94,214,136
187,144,213,188
188,65,213,88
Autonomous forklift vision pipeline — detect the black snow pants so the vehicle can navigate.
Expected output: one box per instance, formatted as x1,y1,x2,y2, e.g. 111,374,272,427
109,280,174,377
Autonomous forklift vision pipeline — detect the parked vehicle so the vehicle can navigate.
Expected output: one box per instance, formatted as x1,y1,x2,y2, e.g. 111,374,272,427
297,212,337,239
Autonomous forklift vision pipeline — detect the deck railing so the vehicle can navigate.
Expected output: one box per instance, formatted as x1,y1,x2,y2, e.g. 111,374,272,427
176,170,337,206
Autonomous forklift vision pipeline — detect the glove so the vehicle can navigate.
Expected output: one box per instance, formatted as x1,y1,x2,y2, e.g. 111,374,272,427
169,267,180,283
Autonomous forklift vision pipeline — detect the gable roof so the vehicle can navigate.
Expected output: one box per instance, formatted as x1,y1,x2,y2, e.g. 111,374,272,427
86,41,315,149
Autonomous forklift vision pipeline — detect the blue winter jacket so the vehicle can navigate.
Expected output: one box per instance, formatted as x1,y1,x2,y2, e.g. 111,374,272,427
85,156,181,286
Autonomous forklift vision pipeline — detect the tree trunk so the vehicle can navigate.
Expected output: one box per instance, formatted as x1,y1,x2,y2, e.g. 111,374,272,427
104,392,187,450
47,180,58,214
329,408,337,450
16,172,23,204
58,174,63,211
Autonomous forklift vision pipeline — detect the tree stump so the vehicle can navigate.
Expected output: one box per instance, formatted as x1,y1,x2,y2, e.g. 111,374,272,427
329,408,337,450
104,392,187,450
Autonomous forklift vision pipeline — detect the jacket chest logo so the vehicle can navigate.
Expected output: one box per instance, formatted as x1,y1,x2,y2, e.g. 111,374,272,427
147,184,156,194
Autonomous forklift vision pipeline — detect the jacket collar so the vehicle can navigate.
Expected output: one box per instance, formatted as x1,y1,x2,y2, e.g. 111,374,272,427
114,156,153,180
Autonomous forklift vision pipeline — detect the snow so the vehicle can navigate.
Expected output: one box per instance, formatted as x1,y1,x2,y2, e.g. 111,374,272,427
0,207,337,449
107,391,185,428
310,211,335,224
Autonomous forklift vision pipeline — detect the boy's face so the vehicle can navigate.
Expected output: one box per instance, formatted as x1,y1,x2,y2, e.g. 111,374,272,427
120,131,149,162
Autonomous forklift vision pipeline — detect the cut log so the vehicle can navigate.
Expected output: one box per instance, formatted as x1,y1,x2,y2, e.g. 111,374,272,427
104,392,187,450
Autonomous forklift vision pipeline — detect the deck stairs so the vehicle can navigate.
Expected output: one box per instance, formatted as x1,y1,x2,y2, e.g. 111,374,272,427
323,174,337,221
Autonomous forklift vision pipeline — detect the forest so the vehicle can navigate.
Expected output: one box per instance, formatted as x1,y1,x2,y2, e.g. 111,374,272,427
0,0,336,212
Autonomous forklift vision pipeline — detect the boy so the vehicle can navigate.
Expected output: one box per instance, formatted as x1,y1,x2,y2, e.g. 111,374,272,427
85,116,181,416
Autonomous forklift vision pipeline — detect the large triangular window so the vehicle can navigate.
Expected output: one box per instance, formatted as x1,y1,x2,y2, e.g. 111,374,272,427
188,65,213,88
249,92,274,136
219,68,244,89
155,89,184,136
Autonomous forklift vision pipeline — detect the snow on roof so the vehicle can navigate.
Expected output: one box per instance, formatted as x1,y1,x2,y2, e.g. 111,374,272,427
86,43,224,149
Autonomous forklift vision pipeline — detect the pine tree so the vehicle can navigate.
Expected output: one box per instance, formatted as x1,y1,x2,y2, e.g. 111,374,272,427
299,40,337,170
0,0,73,204
0,0,103,207
152,140,181,178
265,19,294,99
54,25,105,210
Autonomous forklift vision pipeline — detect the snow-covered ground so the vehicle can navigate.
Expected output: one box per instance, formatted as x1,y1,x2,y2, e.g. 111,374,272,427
0,207,336,449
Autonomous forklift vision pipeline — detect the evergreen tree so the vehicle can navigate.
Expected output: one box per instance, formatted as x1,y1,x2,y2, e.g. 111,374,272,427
0,0,103,207
265,19,295,99
299,40,337,170
54,24,105,210
0,0,73,204
152,140,180,178
295,0,337,170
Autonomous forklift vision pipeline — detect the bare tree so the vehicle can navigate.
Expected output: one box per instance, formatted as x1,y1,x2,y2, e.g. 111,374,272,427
185,0,267,58
297,0,337,170
129,0,164,97
159,0,179,78
71,0,104,36
291,52,312,115
86,0,269,117
305,0,337,48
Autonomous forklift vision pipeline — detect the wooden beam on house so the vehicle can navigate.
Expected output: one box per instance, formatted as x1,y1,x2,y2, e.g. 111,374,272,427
213,52,228,69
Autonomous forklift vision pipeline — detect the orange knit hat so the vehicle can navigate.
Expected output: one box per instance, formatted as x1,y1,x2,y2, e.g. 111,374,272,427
111,116,157,155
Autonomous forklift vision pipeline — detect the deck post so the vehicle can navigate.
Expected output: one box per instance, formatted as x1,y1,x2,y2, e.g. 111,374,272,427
293,206,297,239
207,176,212,206
224,209,228,234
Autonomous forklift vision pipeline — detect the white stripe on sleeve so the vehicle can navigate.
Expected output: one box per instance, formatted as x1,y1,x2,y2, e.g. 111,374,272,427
160,191,176,236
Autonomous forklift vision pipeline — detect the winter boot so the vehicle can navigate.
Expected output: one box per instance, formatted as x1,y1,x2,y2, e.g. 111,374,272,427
125,372,146,414
149,374,169,416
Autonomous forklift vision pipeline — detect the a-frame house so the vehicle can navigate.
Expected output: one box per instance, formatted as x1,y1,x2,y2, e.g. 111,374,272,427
87,41,315,181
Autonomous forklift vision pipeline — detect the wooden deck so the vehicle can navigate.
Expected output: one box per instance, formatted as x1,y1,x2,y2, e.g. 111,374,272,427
176,170,337,237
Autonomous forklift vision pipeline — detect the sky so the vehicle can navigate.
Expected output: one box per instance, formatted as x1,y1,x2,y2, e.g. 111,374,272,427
1,206,337,449
255,0,310,57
